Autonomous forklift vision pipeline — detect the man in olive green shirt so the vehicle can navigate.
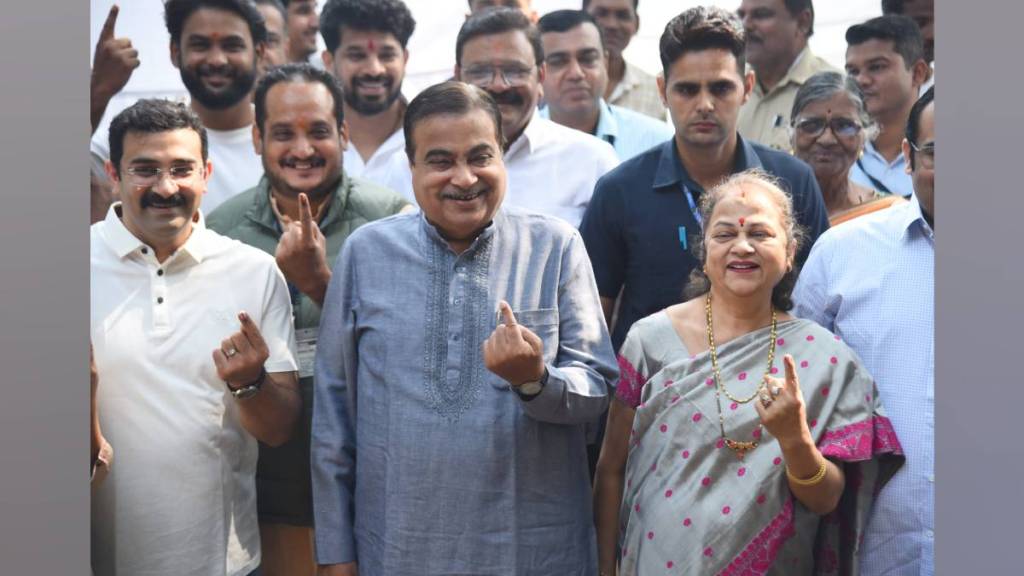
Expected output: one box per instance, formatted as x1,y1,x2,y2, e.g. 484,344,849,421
207,63,409,576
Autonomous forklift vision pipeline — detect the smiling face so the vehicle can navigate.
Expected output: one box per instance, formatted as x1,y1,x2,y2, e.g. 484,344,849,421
107,128,211,256
584,0,637,58
172,7,261,110
457,30,542,145
410,108,506,252
325,27,408,117
659,48,753,149
540,22,607,126
255,81,348,202
704,182,793,303
286,0,320,61
256,3,288,72
791,91,865,183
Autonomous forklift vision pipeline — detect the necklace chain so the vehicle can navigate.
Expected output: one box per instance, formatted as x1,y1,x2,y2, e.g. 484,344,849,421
705,292,778,458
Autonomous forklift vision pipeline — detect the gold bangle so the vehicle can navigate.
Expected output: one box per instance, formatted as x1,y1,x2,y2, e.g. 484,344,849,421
786,459,828,487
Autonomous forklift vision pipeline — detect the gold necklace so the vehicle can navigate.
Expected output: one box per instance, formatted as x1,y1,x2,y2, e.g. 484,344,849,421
705,292,778,458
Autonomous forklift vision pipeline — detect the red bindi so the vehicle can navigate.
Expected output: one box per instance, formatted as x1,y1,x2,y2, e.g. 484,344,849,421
367,38,376,51
738,217,746,227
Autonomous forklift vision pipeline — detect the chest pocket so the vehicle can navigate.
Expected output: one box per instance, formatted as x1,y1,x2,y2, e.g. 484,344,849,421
515,307,559,363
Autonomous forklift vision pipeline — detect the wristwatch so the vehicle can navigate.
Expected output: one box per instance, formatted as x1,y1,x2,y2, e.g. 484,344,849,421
227,368,266,400
514,367,549,400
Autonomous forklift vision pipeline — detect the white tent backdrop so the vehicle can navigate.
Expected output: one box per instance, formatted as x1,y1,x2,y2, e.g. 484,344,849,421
90,0,882,129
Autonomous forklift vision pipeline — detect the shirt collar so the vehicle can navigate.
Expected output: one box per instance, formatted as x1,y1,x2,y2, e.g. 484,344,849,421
506,111,546,158
594,99,619,146
756,46,817,96
652,134,764,191
863,139,906,169
243,172,350,234
101,202,212,264
900,192,934,240
419,209,499,256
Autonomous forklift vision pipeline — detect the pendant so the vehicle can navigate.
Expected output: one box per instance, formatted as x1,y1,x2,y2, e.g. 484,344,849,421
725,439,758,459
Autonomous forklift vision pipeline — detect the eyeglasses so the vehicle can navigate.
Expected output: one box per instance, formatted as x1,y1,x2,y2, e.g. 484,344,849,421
124,165,202,188
462,65,535,88
793,117,863,139
911,142,935,169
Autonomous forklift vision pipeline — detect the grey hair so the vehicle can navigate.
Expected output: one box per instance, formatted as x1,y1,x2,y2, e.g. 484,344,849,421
683,169,807,312
789,71,878,142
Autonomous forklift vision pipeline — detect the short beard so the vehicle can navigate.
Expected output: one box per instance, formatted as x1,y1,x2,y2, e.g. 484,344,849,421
345,77,403,116
179,60,257,110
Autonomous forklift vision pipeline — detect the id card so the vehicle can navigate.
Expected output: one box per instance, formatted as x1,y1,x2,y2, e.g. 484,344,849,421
295,327,318,379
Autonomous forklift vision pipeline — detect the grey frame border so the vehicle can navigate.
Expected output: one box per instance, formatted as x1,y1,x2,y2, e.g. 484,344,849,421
0,1,91,572
936,0,1024,572
0,0,1021,572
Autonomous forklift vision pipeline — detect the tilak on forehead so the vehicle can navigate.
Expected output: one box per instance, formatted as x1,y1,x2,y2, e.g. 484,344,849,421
739,217,746,227
367,38,376,51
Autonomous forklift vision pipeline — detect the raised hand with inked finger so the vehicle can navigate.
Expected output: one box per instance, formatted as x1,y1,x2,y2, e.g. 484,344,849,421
483,301,546,390
274,192,331,306
91,4,140,133
756,353,846,514
755,354,812,447
213,311,271,391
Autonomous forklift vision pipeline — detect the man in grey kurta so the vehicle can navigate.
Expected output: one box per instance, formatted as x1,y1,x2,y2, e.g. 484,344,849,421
311,82,617,575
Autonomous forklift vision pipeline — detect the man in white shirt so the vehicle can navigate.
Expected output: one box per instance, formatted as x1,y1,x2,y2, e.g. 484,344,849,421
90,99,300,576
319,0,416,193
452,8,619,226
91,0,271,213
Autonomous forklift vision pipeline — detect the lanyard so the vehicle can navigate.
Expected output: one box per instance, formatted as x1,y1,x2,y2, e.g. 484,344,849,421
679,183,703,251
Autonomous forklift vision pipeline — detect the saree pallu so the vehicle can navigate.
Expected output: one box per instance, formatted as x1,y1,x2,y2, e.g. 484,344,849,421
618,319,904,575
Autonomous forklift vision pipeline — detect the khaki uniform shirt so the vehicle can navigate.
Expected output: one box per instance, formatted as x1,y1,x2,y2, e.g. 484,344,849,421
738,47,837,152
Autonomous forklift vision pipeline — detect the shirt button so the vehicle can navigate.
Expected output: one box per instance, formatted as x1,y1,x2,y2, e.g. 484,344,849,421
926,530,934,539
157,269,164,276
927,474,935,483
157,297,164,304
453,298,461,305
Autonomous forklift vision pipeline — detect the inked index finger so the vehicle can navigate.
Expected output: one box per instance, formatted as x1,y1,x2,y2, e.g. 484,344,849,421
100,4,119,41
783,354,800,392
299,193,314,242
237,311,268,350
498,300,517,327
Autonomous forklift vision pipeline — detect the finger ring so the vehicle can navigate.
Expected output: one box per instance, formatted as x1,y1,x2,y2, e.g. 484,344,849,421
225,347,238,358
760,392,772,408
771,385,783,398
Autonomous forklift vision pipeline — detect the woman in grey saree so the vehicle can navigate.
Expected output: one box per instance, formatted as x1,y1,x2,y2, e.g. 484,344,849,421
594,172,905,575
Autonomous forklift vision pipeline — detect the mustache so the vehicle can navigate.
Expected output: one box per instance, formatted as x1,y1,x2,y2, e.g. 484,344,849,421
353,74,393,87
486,90,525,107
440,184,490,201
141,192,186,209
197,63,237,78
281,156,327,169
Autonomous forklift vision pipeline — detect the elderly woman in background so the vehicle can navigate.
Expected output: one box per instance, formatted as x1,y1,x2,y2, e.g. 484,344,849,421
593,170,904,575
790,72,905,226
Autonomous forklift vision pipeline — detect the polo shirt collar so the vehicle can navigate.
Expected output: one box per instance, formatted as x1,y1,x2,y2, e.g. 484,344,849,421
243,172,351,234
652,134,764,191
101,202,212,264
594,99,619,147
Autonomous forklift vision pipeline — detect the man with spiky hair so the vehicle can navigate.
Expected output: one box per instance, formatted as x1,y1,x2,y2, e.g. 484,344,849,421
320,0,416,191
90,0,273,213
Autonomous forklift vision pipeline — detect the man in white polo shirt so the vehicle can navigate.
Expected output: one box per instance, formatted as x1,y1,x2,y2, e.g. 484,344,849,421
90,99,300,576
